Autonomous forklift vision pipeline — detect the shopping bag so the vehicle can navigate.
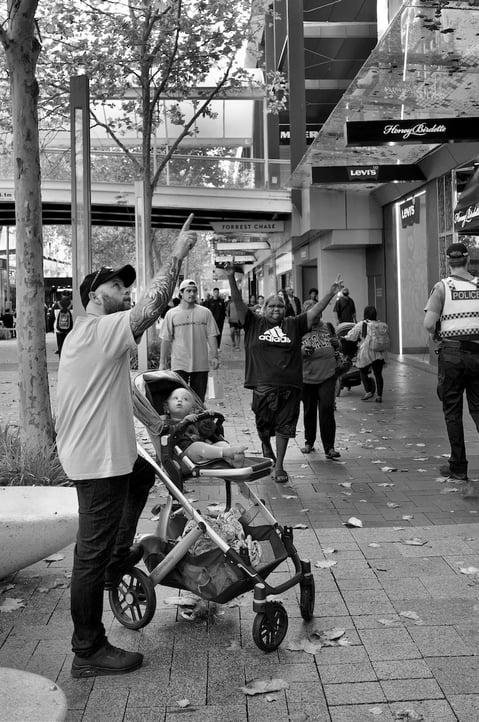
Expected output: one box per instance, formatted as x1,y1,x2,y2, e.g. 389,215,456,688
207,372,224,401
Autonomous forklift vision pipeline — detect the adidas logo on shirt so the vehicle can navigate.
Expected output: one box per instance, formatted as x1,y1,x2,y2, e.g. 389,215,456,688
259,326,292,344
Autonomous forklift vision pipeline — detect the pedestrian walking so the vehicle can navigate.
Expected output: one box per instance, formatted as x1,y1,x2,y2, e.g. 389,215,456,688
204,287,226,348
55,216,196,678
424,241,479,497
301,314,340,459
160,278,219,401
345,306,388,402
226,265,343,484
55,296,73,357
334,288,357,324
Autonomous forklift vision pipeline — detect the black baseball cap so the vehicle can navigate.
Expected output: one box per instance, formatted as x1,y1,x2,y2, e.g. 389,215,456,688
446,242,469,259
80,265,136,309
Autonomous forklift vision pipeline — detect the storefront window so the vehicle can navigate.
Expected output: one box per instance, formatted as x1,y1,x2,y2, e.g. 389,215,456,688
394,191,427,353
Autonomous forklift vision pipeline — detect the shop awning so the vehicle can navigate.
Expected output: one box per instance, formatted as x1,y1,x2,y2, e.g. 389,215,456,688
454,167,479,235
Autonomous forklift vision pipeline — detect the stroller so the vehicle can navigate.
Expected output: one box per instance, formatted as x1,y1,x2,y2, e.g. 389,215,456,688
336,322,371,394
108,370,316,652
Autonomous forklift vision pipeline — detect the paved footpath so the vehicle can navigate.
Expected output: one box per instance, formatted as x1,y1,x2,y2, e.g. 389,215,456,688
2,334,479,721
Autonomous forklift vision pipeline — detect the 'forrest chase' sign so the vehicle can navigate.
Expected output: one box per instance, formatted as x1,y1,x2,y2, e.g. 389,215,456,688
345,117,479,146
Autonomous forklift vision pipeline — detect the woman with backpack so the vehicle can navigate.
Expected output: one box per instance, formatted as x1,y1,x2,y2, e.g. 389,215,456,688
345,306,389,402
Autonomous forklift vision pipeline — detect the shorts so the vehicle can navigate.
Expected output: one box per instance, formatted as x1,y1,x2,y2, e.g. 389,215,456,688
251,386,301,438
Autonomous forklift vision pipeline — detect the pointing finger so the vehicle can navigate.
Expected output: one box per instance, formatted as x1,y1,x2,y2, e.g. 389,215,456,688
181,213,194,232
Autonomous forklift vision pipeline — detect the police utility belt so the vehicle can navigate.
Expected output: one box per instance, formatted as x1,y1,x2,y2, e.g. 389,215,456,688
440,339,479,354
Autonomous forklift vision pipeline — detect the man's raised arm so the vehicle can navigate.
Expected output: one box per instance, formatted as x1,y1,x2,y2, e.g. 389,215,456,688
226,265,248,325
129,214,196,340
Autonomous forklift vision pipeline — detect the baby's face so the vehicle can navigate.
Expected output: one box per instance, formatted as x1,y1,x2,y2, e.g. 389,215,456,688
166,388,195,417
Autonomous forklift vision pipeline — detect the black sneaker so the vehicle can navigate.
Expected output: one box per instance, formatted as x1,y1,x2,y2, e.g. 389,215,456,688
71,641,143,678
439,464,468,481
326,449,341,459
105,543,143,590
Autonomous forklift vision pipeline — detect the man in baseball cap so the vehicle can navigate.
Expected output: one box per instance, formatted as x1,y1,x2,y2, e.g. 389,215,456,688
80,265,136,309
56,215,196,678
179,278,197,292
446,242,469,259
160,275,220,401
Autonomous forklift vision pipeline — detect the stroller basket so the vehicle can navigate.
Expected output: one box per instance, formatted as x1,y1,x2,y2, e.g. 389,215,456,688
142,519,288,605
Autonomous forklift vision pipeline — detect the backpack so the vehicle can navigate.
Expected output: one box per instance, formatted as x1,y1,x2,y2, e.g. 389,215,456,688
56,310,72,332
367,321,390,352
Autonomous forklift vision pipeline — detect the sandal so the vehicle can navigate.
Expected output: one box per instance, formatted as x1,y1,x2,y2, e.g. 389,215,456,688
271,470,289,484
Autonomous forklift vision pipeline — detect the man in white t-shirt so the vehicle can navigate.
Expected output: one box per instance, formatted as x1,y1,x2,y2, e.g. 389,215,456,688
159,278,219,401
56,216,196,678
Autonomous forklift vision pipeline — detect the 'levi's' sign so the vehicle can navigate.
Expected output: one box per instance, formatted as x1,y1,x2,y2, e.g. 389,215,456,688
347,166,378,180
400,197,420,227
345,117,479,146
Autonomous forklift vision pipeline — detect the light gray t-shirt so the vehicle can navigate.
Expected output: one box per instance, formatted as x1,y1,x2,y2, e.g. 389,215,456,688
56,311,138,480
160,304,218,372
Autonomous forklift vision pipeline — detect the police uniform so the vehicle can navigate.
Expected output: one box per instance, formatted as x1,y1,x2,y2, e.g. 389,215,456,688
425,244,479,479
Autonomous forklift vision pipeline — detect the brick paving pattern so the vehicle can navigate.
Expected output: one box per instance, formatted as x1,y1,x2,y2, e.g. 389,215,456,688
1,333,479,721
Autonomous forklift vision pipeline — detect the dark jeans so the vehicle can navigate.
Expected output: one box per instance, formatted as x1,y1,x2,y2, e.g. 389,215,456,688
70,455,155,656
175,370,208,402
437,346,479,476
302,376,336,453
360,359,385,396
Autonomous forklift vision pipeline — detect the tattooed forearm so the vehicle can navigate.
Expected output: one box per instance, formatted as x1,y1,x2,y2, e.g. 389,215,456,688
129,255,182,338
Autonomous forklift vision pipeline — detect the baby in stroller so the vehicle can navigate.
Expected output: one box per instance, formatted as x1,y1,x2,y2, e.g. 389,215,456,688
163,387,248,468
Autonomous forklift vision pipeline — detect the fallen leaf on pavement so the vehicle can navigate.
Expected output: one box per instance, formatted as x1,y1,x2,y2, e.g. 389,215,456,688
339,482,352,489
369,706,384,716
393,708,424,720
400,538,428,546
459,566,479,575
381,466,397,472
399,610,423,623
176,699,190,708
241,678,289,696
315,560,337,569
377,482,395,487
402,515,414,521
368,543,381,548
293,523,308,529
0,598,25,612
378,618,398,626
322,547,336,554
286,639,321,655
387,502,400,508
282,495,297,500
44,553,65,563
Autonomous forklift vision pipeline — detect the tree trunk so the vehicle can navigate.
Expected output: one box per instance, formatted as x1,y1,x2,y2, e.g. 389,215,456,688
6,8,54,451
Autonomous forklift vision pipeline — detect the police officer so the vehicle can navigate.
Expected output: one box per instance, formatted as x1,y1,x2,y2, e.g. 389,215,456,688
424,242,479,497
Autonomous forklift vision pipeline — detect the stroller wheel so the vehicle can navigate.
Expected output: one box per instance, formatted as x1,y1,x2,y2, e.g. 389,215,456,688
109,567,156,630
299,576,316,620
252,602,288,652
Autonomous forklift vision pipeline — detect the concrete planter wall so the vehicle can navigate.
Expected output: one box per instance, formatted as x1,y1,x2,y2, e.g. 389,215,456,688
0,486,78,580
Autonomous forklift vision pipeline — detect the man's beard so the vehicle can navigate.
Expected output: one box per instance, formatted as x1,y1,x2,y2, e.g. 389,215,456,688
101,292,130,314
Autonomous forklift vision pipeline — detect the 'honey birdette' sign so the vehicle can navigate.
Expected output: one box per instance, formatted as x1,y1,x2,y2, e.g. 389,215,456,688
345,118,479,146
